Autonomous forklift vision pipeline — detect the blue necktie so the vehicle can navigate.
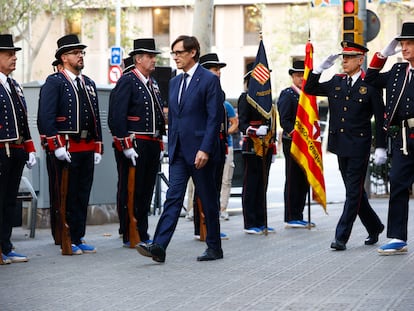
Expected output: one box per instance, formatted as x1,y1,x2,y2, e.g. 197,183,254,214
179,73,189,106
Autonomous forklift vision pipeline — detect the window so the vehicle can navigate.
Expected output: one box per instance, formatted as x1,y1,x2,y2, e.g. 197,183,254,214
153,7,170,48
65,12,82,36
244,5,262,45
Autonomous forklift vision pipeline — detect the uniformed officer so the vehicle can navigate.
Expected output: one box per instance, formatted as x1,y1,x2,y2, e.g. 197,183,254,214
109,38,166,247
108,56,134,240
238,62,277,235
37,34,103,255
365,22,414,255
304,41,386,251
0,34,37,264
277,60,314,229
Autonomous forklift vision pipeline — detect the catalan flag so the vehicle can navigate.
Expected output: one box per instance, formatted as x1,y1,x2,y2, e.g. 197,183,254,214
246,40,273,119
290,41,327,211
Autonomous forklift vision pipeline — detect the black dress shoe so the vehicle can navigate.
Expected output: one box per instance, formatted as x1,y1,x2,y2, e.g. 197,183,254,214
197,248,223,261
136,242,166,263
330,240,346,251
365,224,385,245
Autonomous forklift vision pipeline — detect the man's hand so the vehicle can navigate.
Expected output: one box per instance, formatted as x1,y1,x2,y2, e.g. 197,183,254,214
374,148,387,166
123,148,138,166
94,153,102,165
26,152,37,169
314,54,339,74
54,147,71,162
256,125,268,136
194,150,209,169
380,39,400,58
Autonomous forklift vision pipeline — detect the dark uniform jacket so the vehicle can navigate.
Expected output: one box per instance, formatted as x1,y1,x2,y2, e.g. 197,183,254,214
0,78,35,152
37,70,103,153
277,86,299,139
365,55,413,129
304,71,386,157
108,68,166,151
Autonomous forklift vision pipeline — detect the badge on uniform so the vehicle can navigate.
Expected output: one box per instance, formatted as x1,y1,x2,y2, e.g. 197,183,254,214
359,86,367,95
86,85,96,97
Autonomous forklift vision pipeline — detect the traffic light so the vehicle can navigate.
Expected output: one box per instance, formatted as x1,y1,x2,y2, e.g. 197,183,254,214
342,0,364,45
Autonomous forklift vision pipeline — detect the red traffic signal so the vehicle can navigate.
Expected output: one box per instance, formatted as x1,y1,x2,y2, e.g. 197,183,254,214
343,0,355,14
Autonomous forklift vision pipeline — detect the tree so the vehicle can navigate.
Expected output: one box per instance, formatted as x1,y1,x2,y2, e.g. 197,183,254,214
0,0,111,82
192,0,214,55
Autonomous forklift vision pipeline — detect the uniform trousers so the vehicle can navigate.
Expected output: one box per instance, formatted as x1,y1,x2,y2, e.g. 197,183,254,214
387,133,414,241
133,139,161,242
335,155,383,243
56,151,94,246
113,147,129,238
282,138,309,222
0,147,26,254
241,150,272,229
45,151,62,244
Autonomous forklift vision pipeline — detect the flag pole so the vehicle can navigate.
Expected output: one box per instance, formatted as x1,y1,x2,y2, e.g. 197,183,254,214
307,187,311,230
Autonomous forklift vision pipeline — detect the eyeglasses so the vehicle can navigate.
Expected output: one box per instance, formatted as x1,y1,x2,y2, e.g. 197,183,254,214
170,50,188,57
64,50,86,57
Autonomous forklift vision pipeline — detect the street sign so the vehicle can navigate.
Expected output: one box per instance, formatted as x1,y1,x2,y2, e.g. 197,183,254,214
110,46,122,66
366,9,380,43
108,65,122,84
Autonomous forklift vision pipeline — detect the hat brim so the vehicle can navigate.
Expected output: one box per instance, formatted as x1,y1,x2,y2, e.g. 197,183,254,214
289,69,305,75
396,35,414,41
200,61,227,69
0,47,21,51
129,48,161,56
55,44,87,59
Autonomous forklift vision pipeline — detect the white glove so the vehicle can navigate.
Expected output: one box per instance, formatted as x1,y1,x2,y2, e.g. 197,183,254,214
26,152,37,169
314,54,339,74
54,147,71,162
159,150,165,161
271,154,277,163
94,153,102,165
374,148,387,166
380,39,400,58
123,148,138,166
256,125,268,136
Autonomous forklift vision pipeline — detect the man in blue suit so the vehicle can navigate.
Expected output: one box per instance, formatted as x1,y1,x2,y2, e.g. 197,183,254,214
137,35,224,262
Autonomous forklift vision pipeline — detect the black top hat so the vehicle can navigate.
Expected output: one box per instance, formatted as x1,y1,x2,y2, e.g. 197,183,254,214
55,34,87,59
123,56,134,73
0,34,21,51
340,41,369,55
52,59,62,67
396,22,414,41
289,60,305,75
129,38,161,56
244,62,254,80
199,53,226,69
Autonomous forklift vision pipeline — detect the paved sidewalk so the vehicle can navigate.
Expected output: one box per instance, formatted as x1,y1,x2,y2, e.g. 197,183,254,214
1,154,414,310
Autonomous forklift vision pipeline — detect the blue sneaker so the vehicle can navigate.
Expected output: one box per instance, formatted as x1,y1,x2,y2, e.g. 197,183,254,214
6,251,28,263
71,244,83,255
1,253,12,264
299,220,316,227
244,227,263,235
259,226,276,233
77,243,96,254
285,220,307,228
378,239,408,255
220,232,229,240
123,241,131,248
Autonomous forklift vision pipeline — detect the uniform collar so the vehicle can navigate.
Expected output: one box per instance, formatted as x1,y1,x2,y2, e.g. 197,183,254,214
348,70,362,84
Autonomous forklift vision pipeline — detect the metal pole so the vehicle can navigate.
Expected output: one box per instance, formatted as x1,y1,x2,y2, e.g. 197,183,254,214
115,0,121,47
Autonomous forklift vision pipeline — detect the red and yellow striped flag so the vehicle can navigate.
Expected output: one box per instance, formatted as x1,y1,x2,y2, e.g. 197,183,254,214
291,41,327,211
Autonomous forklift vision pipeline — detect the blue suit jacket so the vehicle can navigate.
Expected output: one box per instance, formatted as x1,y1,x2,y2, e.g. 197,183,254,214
167,65,224,165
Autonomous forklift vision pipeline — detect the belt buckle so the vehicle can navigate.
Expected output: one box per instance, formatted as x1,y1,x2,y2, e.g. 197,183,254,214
80,130,88,139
